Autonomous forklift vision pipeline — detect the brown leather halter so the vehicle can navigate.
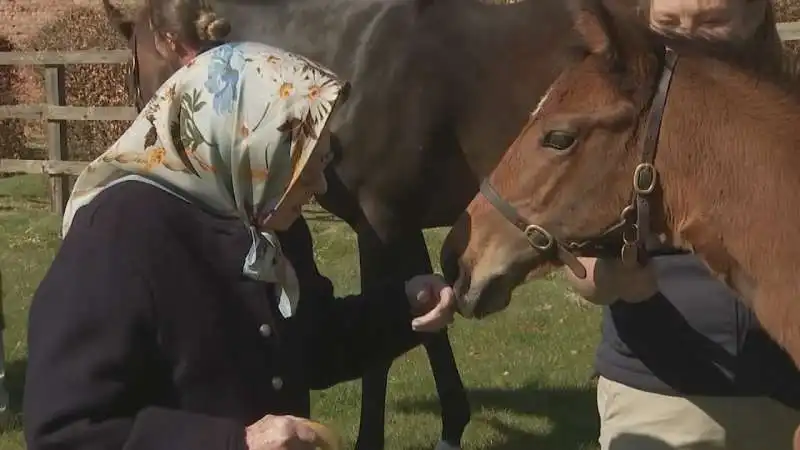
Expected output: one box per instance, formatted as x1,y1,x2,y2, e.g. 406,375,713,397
129,34,146,112
479,48,679,279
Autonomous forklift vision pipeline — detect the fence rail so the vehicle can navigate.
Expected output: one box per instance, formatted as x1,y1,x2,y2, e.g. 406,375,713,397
0,50,132,65
0,159,89,176
0,105,137,121
0,48,138,215
778,20,800,41
3,21,800,214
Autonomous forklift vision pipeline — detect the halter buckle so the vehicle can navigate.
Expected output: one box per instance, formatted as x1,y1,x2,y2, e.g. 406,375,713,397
633,163,657,195
524,224,555,251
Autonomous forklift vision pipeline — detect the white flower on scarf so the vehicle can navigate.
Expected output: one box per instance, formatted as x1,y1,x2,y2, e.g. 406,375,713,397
304,69,342,126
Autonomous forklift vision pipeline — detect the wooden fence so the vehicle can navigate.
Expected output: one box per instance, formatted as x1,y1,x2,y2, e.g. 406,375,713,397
0,49,137,215
2,21,800,215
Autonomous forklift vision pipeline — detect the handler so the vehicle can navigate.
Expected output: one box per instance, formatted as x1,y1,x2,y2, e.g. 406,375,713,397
564,1,800,449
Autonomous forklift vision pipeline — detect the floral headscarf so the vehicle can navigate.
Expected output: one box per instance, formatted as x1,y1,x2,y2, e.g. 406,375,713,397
62,42,348,317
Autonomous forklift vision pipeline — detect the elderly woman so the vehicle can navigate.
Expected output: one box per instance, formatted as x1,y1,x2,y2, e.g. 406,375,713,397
22,2,457,449
565,2,800,449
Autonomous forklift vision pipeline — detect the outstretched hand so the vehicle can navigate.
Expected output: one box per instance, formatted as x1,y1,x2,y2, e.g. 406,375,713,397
405,274,456,332
245,415,340,450
245,414,318,450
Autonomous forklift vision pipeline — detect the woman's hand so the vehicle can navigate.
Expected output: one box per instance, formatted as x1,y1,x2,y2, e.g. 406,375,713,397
405,274,456,332
245,415,318,450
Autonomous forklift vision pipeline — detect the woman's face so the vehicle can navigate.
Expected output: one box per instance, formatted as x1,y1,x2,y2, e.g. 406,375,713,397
259,128,333,231
649,0,765,41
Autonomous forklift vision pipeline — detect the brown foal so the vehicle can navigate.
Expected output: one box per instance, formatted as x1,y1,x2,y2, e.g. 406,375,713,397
441,0,800,383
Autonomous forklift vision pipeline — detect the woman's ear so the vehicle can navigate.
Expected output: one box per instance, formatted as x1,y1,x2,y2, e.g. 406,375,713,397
164,32,179,53
153,30,178,60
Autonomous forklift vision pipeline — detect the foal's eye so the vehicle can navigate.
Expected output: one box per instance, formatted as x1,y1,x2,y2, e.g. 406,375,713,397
541,130,576,151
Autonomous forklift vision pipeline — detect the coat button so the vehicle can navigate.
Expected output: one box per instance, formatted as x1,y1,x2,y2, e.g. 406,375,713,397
271,376,284,391
258,324,272,337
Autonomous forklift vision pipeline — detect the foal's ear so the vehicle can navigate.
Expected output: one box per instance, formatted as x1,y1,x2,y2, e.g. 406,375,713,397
569,0,619,56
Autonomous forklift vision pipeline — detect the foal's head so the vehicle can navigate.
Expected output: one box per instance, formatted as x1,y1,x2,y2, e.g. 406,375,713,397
440,0,785,318
439,0,668,317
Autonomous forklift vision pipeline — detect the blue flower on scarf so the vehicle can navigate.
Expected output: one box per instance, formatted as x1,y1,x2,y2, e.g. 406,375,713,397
204,44,246,115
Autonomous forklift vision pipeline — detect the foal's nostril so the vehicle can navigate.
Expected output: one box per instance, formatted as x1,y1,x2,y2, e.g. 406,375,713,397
441,247,461,285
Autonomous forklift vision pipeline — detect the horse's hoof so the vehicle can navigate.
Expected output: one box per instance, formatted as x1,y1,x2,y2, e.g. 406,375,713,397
435,440,461,450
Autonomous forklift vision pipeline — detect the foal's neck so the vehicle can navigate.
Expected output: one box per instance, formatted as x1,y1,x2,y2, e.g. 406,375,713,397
658,56,800,362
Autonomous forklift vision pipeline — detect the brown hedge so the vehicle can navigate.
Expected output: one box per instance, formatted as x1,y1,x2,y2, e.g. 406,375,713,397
0,35,29,162
775,0,800,54
22,6,133,162
775,0,800,21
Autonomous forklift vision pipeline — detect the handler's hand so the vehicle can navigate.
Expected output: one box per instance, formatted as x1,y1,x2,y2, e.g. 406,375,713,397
592,257,659,304
405,274,456,332
245,415,317,450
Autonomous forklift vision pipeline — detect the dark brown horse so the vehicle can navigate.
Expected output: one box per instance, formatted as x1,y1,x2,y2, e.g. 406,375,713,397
440,0,800,443
101,0,594,448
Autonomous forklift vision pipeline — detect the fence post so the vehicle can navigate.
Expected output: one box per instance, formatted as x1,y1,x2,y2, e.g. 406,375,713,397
44,65,69,216
0,269,8,419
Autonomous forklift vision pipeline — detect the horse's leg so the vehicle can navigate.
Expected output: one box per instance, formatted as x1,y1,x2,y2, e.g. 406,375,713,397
426,330,470,450
354,227,470,450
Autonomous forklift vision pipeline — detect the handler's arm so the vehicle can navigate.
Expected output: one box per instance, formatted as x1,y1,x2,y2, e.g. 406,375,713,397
23,200,245,450
562,257,659,305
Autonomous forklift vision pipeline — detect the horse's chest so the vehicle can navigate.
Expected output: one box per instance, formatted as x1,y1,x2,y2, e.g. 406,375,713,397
677,215,756,304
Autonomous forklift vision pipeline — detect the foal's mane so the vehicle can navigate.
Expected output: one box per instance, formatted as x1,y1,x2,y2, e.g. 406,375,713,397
576,0,800,101
654,30,800,100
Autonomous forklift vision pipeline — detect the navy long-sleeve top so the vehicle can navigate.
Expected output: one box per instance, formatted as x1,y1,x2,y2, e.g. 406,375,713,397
23,180,421,450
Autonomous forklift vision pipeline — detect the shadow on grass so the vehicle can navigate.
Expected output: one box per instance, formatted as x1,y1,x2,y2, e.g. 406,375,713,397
303,211,342,223
394,381,598,450
0,194,50,208
0,364,604,448
605,433,674,449
0,357,27,433
302,207,342,224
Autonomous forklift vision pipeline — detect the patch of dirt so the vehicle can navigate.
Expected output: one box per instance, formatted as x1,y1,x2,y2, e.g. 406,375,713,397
0,0,139,46
775,0,800,22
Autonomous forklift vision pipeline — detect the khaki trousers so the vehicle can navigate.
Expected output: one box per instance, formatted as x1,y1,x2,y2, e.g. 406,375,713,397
597,376,800,450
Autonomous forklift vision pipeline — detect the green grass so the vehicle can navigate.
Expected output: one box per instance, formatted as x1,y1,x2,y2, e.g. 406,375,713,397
0,174,602,450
